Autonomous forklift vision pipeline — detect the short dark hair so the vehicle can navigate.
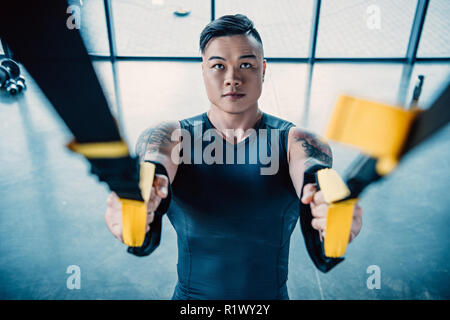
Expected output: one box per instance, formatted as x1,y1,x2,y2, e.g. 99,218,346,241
199,14,263,55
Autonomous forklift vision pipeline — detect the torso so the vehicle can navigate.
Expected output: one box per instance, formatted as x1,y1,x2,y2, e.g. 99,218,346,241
167,111,300,299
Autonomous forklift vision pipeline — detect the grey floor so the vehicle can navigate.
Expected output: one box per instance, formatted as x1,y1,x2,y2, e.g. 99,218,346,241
0,60,449,299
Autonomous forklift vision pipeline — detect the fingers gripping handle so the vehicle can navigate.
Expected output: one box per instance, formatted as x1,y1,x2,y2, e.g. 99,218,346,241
127,211,163,256
299,162,344,273
315,167,357,258
126,161,172,256
121,161,155,247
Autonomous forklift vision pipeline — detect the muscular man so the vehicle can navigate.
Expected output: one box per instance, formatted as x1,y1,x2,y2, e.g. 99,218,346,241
105,14,363,300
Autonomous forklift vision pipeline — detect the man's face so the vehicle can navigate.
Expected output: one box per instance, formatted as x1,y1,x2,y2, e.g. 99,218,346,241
201,34,266,114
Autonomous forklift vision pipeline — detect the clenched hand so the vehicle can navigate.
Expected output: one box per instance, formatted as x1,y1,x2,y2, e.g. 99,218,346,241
104,174,169,243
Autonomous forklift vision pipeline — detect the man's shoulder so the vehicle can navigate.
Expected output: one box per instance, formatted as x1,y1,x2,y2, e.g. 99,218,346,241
262,112,296,130
178,112,206,127
261,113,297,157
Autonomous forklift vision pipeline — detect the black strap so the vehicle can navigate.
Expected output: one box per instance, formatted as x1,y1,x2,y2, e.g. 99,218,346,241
127,213,163,257
0,1,122,143
343,155,381,199
299,160,344,273
402,83,450,156
0,2,143,200
89,157,143,201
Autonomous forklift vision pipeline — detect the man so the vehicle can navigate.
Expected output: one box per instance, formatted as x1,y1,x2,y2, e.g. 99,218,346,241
105,14,363,300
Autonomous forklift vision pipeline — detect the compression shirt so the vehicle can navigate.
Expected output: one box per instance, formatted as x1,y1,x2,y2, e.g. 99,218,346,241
167,111,300,300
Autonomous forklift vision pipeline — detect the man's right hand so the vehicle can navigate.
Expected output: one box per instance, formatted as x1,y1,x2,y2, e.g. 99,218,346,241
104,174,169,244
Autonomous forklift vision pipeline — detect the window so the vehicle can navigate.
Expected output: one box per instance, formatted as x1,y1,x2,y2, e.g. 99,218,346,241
216,0,314,58
308,63,405,130
417,0,450,58
111,0,210,57
67,0,110,55
316,0,417,58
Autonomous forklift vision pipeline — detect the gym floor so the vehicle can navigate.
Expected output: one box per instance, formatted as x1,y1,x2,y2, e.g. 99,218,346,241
0,59,449,299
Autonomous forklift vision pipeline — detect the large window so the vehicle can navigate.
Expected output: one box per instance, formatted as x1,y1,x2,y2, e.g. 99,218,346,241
307,63,405,130
216,0,314,58
111,0,210,57
70,0,449,60
316,0,417,58
417,0,450,58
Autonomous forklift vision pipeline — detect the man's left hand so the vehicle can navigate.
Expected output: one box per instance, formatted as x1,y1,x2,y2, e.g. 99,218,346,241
301,183,363,243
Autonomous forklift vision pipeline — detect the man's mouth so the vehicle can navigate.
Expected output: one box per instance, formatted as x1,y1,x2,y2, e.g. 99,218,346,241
223,93,245,98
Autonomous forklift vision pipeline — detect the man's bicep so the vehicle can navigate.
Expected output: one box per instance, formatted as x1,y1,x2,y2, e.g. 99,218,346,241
288,127,332,166
135,121,180,183
287,127,333,197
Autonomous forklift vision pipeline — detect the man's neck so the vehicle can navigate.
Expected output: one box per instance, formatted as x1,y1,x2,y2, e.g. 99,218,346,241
207,104,263,144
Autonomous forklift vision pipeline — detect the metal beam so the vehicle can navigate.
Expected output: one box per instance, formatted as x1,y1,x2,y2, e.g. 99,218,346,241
314,57,406,63
102,0,128,146
406,0,430,64
308,0,322,63
87,55,450,63
416,57,450,62
103,0,117,61
301,63,315,127
397,63,414,107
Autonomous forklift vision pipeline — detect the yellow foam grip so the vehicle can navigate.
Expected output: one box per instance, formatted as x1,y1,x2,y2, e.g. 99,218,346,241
119,198,148,247
326,95,420,175
324,199,358,258
120,162,156,247
67,140,129,158
316,168,357,258
316,168,350,203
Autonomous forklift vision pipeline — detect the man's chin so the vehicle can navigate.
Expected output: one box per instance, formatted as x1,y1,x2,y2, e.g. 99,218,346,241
216,102,258,115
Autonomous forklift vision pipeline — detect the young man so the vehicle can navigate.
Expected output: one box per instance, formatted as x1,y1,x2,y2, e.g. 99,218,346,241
105,14,363,300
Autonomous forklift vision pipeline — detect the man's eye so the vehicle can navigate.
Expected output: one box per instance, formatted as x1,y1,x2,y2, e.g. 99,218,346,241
241,63,252,69
213,64,224,70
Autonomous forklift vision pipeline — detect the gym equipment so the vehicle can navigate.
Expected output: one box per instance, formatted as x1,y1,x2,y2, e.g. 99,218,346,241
316,83,450,258
1,1,448,271
0,1,155,247
411,75,425,108
0,58,26,95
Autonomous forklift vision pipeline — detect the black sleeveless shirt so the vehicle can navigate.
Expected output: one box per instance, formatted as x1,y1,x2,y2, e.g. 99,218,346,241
167,111,300,299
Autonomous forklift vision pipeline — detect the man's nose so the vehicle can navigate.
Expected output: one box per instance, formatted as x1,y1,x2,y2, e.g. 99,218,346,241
224,68,242,87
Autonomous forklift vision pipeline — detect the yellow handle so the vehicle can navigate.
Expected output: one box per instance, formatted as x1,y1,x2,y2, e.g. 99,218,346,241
324,199,358,258
120,198,148,247
326,95,420,175
67,140,129,158
120,162,156,247
315,168,357,258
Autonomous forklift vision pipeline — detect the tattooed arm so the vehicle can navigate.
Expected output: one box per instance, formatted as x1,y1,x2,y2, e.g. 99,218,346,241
135,121,181,184
104,121,180,245
287,126,363,244
287,127,333,198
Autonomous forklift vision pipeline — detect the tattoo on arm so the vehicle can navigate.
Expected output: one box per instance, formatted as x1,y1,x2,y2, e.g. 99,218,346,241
135,122,175,161
294,132,333,167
